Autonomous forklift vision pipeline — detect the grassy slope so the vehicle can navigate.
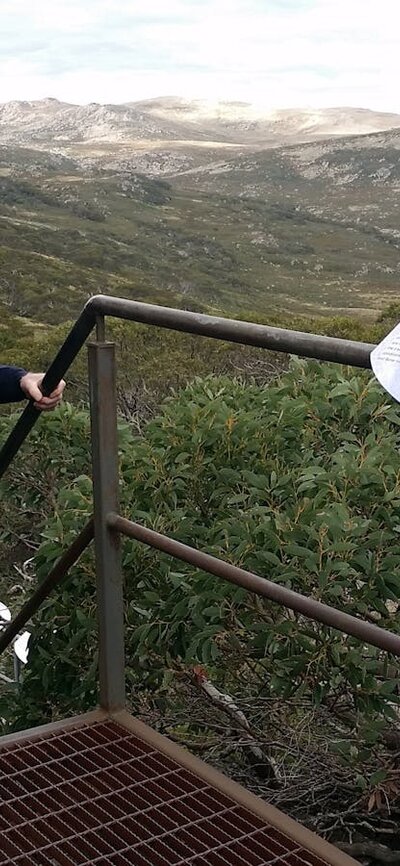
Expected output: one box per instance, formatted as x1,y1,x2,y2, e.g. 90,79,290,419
1,135,399,324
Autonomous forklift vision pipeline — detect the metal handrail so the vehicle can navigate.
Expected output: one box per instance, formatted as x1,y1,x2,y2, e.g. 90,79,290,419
0,518,94,655
0,294,375,480
0,294,385,688
108,513,400,657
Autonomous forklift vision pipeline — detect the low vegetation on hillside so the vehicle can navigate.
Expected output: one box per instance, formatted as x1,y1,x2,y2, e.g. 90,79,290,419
2,129,400,323
2,99,400,863
1,360,400,861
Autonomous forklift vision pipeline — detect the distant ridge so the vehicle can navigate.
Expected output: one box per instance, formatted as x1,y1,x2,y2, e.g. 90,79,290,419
1,97,400,148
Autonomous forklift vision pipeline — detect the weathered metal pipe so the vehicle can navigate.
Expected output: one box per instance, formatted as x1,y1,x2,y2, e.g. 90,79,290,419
0,295,375,480
0,517,94,655
108,513,400,657
88,342,125,711
88,295,374,368
0,307,96,479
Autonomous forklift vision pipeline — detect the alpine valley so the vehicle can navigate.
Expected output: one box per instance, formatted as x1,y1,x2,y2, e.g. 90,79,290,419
1,97,400,324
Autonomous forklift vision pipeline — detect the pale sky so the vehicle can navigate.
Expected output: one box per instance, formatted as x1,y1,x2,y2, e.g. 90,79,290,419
1,0,399,111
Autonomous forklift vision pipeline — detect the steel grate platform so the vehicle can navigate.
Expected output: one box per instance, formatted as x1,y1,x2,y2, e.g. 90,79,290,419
0,715,348,866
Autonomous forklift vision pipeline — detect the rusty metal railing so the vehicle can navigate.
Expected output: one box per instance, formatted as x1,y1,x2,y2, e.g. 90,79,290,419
107,514,400,657
0,295,375,480
1,293,395,716
0,518,94,655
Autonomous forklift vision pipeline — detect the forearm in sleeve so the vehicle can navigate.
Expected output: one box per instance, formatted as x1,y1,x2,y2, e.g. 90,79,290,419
0,365,27,403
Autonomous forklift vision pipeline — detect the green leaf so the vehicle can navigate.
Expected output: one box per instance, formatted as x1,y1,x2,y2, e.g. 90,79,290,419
369,769,388,787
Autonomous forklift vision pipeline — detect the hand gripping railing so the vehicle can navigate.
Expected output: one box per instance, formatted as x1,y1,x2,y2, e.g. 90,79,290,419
0,295,374,480
0,294,386,715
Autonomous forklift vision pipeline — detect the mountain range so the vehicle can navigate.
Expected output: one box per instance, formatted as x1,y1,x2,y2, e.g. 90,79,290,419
1,98,400,148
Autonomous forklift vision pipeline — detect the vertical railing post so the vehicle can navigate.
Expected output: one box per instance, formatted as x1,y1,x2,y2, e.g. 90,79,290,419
88,340,125,710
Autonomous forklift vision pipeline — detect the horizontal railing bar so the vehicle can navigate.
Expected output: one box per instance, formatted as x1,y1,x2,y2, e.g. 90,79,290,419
88,295,374,368
107,513,400,657
0,294,375,480
0,517,94,656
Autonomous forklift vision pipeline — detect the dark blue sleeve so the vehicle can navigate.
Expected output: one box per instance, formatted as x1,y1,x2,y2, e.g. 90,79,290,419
0,365,27,403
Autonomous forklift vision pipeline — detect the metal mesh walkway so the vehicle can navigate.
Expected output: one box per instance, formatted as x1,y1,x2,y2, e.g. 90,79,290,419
0,715,350,866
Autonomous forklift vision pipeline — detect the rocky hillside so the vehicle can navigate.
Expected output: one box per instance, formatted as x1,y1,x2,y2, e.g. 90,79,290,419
1,98,400,148
0,97,399,324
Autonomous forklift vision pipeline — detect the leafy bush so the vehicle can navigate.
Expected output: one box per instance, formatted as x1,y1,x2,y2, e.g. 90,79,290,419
2,360,400,732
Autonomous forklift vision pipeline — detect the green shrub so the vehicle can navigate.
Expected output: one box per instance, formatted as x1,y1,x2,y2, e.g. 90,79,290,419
2,360,400,732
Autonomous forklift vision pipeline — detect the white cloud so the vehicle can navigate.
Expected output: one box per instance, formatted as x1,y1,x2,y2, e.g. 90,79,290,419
0,0,399,110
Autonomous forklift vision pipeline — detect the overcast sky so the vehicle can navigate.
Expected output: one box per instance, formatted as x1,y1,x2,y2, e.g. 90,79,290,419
1,0,399,110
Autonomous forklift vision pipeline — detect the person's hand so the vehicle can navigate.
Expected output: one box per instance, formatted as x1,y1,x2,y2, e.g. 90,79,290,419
20,373,66,410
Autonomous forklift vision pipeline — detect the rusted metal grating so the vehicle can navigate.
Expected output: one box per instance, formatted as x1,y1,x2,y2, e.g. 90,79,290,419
0,718,335,866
